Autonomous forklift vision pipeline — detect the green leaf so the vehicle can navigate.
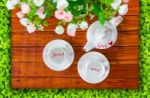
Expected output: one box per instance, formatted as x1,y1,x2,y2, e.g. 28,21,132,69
92,4,100,15
103,0,113,5
68,0,86,17
98,11,105,25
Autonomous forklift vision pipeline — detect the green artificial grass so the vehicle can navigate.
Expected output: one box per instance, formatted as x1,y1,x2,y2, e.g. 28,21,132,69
0,0,150,97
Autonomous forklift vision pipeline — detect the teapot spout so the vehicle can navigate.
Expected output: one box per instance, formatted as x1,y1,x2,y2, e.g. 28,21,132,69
83,41,95,52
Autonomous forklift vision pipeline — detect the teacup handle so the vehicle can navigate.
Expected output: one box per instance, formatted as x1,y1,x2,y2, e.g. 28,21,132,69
83,41,95,52
110,16,123,27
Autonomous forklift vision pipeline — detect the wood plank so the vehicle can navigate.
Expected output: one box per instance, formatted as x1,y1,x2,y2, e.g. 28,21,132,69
12,31,139,47
11,1,139,17
12,62,138,78
11,16,139,32
12,46,138,65
12,77,138,89
11,0,139,89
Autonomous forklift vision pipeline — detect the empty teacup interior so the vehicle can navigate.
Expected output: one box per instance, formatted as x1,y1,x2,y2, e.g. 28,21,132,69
78,52,110,84
49,46,67,66
86,61,105,78
43,39,74,71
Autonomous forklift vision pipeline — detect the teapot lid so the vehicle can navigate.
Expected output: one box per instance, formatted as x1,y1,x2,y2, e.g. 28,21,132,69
87,21,118,49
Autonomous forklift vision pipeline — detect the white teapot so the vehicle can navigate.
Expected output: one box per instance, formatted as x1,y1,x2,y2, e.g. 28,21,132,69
83,16,123,52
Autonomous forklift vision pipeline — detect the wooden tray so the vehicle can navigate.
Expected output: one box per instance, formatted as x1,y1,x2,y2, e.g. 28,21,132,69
11,0,139,89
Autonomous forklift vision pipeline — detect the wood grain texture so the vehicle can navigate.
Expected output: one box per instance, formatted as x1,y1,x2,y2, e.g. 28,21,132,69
11,0,139,89
12,78,138,89
12,31,138,47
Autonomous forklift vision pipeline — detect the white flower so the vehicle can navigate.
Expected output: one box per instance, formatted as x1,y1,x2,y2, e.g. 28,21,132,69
6,0,19,10
123,0,129,3
55,25,64,35
36,7,46,19
6,0,15,10
12,0,20,5
16,11,24,18
79,21,88,30
111,0,122,10
27,23,36,33
118,4,128,15
110,16,123,27
57,0,69,9
21,3,30,14
33,0,45,7
20,18,30,26
67,23,77,37
63,11,73,22
55,9,66,20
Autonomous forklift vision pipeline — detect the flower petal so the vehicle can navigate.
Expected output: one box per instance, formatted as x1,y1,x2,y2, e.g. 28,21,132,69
6,0,15,10
118,4,128,15
16,11,24,18
67,23,77,37
33,0,45,7
122,0,129,3
27,23,36,33
55,25,65,35
79,21,88,30
111,0,122,10
20,18,30,26
57,0,69,9
21,3,30,14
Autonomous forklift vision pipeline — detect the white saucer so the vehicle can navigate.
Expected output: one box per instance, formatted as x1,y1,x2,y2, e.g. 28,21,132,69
43,39,74,71
78,52,110,84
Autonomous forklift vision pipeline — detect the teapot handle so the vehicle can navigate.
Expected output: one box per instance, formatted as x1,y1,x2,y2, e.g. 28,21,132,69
83,41,95,52
110,16,123,27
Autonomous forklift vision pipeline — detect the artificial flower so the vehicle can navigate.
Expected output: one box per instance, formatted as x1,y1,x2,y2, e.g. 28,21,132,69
67,23,77,37
110,16,123,27
55,10,66,20
6,1,15,10
118,4,128,15
56,0,69,9
12,0,20,5
20,18,30,26
6,0,129,34
16,11,24,18
55,25,65,35
111,0,122,10
123,0,129,3
63,12,73,22
21,3,30,14
33,0,45,7
36,7,46,19
79,21,88,30
6,0,19,10
27,23,36,33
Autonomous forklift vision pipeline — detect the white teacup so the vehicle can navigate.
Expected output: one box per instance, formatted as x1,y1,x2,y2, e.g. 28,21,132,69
43,39,74,71
86,61,105,79
78,52,110,84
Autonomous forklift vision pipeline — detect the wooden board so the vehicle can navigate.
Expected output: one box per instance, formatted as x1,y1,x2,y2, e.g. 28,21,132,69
11,0,139,89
